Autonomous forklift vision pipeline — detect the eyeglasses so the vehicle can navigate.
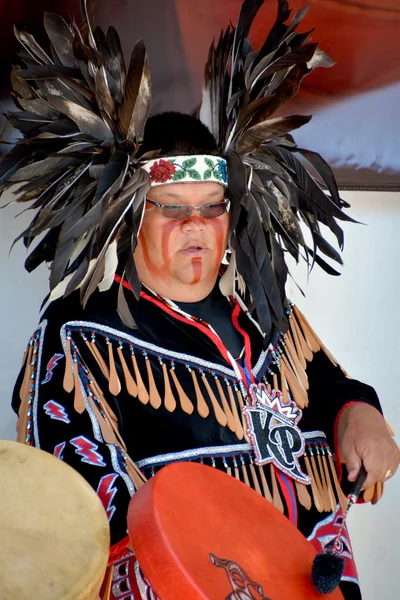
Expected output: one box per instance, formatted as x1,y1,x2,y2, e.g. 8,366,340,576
146,199,230,220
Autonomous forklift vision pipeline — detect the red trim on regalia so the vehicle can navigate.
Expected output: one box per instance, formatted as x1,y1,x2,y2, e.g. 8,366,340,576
108,535,131,565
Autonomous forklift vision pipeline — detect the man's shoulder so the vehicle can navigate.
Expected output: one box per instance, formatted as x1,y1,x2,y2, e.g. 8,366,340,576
41,285,120,329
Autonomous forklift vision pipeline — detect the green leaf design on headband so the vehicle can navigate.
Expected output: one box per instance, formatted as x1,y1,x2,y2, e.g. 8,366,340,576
204,157,215,169
213,170,221,181
182,158,197,169
172,170,186,181
188,169,201,180
203,169,212,179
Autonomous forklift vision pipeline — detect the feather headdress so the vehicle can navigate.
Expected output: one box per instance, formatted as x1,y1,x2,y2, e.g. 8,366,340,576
1,0,354,334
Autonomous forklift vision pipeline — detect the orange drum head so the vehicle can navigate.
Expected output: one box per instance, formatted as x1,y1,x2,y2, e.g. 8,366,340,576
128,462,344,600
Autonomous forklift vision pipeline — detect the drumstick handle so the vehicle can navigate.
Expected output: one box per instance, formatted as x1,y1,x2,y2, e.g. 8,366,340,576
347,464,367,506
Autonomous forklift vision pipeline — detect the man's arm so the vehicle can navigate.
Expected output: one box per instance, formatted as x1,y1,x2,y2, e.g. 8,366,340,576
11,320,133,546
306,349,399,490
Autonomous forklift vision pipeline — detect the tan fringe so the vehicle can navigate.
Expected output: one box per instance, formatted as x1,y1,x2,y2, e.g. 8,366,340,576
63,337,74,393
292,305,321,353
321,451,337,512
326,451,347,512
170,368,194,414
309,453,329,511
86,394,116,445
315,450,330,511
281,355,308,408
362,485,375,503
190,369,209,418
249,460,262,495
234,385,249,443
287,326,306,370
371,481,383,505
130,352,149,404
214,376,236,433
124,454,147,490
284,333,308,390
144,356,162,409
303,455,323,513
107,341,121,396
290,312,313,362
201,373,227,426
84,339,110,380
73,357,86,414
279,363,290,405
294,480,312,510
241,462,251,487
270,464,284,513
117,346,138,397
90,377,118,422
258,465,273,502
102,566,113,600
272,373,279,391
19,342,34,403
226,382,244,440
161,362,176,412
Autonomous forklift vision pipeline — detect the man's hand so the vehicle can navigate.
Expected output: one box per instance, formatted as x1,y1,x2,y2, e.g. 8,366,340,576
337,403,400,489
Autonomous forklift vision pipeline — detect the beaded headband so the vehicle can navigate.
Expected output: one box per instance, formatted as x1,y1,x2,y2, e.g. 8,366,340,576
142,155,228,187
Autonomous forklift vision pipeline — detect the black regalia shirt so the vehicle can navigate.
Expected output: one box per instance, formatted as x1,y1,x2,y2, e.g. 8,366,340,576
12,279,381,599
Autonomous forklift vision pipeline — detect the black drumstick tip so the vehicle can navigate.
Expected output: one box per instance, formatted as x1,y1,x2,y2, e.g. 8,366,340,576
312,551,345,594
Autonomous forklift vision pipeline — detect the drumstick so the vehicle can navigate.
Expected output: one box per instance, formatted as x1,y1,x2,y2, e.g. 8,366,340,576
311,464,367,594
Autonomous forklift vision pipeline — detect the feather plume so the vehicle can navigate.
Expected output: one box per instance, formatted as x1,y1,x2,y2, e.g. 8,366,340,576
1,1,152,318
199,0,353,334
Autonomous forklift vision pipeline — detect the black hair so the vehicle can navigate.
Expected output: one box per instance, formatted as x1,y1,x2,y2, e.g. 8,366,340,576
138,111,218,157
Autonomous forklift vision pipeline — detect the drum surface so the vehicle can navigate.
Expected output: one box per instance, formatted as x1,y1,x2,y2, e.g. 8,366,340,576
0,440,110,600
128,462,344,600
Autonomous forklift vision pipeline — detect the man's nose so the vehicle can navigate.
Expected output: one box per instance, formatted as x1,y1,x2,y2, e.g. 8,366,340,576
180,214,206,231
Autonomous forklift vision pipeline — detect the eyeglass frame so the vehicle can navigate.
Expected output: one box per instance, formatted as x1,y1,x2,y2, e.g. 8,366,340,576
145,198,231,220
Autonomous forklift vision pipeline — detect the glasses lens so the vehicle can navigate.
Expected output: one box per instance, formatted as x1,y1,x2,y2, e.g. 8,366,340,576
201,202,229,219
161,205,191,220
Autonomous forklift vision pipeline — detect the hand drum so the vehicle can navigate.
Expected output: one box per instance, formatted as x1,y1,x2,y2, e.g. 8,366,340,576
0,440,110,600
128,461,344,600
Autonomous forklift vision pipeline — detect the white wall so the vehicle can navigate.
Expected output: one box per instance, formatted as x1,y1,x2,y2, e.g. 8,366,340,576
287,191,400,600
0,190,399,598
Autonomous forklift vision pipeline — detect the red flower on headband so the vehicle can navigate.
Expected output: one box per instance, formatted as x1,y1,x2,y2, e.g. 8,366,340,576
149,160,176,183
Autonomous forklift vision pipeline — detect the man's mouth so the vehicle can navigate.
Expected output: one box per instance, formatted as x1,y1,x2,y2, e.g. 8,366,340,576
179,244,207,255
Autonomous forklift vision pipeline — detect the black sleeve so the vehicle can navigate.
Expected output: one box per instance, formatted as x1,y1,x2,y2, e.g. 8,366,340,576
306,349,382,450
11,318,133,547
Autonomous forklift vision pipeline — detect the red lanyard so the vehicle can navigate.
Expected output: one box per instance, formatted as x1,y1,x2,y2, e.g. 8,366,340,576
114,275,255,386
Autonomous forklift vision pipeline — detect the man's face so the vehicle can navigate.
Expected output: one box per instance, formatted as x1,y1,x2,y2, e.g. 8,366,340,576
134,182,229,300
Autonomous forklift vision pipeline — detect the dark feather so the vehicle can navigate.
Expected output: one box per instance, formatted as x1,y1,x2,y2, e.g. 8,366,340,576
237,115,311,153
47,95,113,142
44,12,78,68
117,277,137,328
13,26,53,65
118,39,151,142
105,27,126,104
17,65,82,80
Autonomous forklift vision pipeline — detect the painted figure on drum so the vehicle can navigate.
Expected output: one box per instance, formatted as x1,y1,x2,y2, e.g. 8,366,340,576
210,553,271,600
2,1,399,599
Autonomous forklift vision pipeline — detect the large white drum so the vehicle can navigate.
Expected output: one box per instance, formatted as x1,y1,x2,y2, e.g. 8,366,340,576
0,440,110,600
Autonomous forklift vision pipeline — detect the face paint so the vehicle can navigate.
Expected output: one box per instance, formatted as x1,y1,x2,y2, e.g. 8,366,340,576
191,258,202,284
139,220,179,281
161,220,178,273
209,219,227,271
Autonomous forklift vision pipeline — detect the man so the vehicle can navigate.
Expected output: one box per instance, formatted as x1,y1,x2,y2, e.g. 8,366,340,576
3,3,399,599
